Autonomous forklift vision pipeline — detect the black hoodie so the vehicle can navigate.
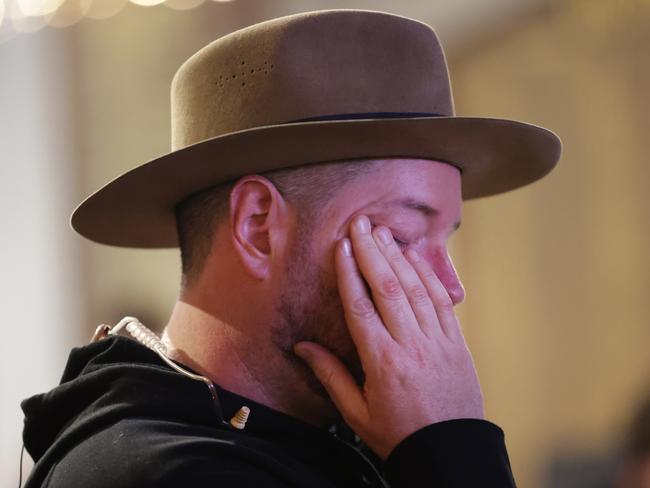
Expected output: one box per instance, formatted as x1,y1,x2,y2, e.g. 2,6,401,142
21,336,516,487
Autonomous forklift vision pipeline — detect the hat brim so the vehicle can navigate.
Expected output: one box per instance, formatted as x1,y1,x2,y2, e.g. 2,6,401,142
71,116,561,248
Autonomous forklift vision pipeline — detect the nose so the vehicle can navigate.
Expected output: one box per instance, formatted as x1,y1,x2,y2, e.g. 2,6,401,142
445,277,465,306
424,247,465,306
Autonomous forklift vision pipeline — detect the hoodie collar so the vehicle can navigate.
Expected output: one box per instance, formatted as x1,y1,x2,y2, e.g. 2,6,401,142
21,335,356,458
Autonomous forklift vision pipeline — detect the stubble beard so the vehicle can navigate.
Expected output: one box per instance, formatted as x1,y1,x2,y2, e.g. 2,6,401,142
271,228,365,403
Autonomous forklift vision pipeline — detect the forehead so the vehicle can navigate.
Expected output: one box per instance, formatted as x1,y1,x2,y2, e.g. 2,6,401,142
335,158,462,213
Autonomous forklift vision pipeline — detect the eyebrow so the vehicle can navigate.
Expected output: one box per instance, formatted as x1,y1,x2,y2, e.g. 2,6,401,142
389,198,462,231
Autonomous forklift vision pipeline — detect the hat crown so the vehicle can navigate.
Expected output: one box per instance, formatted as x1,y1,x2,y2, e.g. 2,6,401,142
171,10,455,151
70,9,561,248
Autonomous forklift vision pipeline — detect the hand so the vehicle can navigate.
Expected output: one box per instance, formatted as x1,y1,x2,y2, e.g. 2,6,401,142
294,215,484,460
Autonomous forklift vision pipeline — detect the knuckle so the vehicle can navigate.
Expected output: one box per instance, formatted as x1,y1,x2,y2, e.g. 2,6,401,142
350,297,377,319
407,342,429,366
358,238,377,251
435,295,454,311
419,265,438,282
387,249,404,264
414,346,428,366
442,340,469,359
378,346,399,371
451,349,473,370
377,276,403,300
406,285,429,305
377,346,410,379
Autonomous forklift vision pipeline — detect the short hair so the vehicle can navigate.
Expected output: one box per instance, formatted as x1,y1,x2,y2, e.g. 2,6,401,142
175,158,381,289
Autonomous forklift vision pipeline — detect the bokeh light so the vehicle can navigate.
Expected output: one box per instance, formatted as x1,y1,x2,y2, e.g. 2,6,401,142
16,0,64,17
0,0,236,43
43,0,90,28
11,8,46,31
128,0,165,6
80,0,128,20
0,12,18,45
165,0,204,10
3,0,24,19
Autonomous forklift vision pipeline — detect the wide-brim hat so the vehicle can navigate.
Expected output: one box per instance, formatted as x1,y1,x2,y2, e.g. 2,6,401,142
71,9,562,248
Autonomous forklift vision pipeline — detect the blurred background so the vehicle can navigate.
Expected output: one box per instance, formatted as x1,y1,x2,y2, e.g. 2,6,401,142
1,0,649,487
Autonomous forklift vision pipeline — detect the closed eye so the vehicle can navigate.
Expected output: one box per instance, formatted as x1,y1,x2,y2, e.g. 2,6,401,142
369,221,410,251
393,237,409,251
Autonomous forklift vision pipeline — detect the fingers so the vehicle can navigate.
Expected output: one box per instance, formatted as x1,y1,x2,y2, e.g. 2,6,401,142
370,225,443,339
293,341,367,428
335,237,391,360
339,214,464,345
348,216,418,342
405,248,465,344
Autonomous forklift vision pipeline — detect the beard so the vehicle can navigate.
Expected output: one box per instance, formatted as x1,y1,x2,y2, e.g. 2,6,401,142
270,226,365,402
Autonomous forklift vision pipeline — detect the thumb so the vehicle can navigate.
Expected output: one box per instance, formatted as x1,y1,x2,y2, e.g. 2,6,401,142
294,342,366,424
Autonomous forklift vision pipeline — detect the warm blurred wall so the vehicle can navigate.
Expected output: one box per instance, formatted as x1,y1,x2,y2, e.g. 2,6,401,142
0,26,84,487
451,1,650,486
71,2,251,331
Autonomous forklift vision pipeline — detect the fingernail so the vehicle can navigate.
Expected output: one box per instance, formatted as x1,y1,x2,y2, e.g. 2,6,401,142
405,249,419,262
341,238,352,257
354,215,370,234
376,227,392,245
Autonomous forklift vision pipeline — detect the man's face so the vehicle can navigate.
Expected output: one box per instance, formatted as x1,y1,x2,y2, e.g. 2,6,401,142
272,159,464,393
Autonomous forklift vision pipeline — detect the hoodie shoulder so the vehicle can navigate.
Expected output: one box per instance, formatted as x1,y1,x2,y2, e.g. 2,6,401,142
21,337,228,487
36,417,297,488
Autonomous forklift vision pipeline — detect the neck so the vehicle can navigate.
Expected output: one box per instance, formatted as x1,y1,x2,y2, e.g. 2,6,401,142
162,298,337,427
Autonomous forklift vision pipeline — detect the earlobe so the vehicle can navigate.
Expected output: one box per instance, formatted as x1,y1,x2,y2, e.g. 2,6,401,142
229,176,284,280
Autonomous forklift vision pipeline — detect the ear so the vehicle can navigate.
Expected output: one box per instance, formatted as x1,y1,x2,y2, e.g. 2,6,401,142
229,175,290,280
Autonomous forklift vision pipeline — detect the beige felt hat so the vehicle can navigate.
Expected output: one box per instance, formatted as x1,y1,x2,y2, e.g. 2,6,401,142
71,9,562,248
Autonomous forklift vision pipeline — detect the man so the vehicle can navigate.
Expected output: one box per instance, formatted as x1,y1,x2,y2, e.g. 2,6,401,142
21,9,561,487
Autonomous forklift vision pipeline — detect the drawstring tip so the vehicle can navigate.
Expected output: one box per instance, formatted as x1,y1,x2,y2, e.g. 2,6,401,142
230,406,251,430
